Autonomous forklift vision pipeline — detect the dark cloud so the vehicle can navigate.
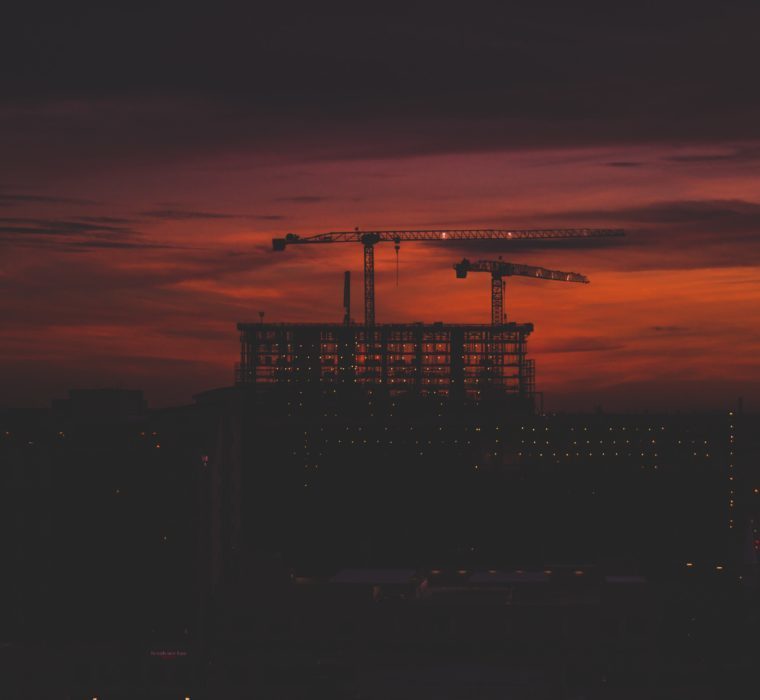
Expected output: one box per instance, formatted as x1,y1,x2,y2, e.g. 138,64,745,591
1,237,173,253
605,161,643,168
650,325,689,333
0,5,759,172
551,198,760,228
140,208,287,222
140,208,240,220
159,327,232,341
65,239,177,251
76,215,136,224
0,216,178,253
663,145,760,164
667,153,738,164
541,338,627,354
532,199,760,270
0,216,135,236
625,200,760,225
273,196,329,204
0,240,344,349
0,192,98,206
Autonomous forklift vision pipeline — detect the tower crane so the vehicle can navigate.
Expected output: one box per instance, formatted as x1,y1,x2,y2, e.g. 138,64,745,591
454,258,589,325
273,228,623,326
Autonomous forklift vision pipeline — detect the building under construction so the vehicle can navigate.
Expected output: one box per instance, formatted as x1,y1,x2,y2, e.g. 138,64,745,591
235,228,624,409
236,321,535,404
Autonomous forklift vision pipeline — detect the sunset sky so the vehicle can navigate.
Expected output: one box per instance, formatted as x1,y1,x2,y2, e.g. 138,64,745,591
2,5,759,411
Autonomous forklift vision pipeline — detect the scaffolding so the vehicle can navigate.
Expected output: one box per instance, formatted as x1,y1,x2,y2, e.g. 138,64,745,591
236,322,534,401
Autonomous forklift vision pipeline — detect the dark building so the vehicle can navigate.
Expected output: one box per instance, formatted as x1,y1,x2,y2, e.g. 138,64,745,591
51,387,147,422
0,392,198,697
182,379,758,696
193,386,742,580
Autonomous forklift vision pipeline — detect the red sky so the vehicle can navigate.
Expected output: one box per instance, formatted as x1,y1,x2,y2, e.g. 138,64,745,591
2,6,759,411
3,140,759,411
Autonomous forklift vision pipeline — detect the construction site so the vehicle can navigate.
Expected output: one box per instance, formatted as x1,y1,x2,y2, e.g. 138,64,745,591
236,228,621,409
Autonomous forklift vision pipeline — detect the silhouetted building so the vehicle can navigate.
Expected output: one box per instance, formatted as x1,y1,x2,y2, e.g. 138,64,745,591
191,385,744,582
51,388,147,422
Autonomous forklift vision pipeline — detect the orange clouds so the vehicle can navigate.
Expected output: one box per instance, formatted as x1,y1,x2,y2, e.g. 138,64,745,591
2,143,760,410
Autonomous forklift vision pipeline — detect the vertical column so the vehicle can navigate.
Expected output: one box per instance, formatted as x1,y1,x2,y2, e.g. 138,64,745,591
276,327,288,384
337,326,355,385
414,324,424,394
381,326,389,386
364,242,375,327
450,327,464,400
295,328,322,386
491,274,504,326
517,331,526,396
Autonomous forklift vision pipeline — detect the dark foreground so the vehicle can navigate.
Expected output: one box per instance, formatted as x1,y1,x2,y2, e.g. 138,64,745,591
2,564,759,699
2,391,758,697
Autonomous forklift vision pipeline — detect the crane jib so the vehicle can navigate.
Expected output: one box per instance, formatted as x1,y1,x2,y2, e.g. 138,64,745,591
273,228,625,248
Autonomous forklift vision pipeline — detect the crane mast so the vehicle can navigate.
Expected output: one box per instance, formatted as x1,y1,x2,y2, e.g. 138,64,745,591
273,228,622,326
454,258,589,325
